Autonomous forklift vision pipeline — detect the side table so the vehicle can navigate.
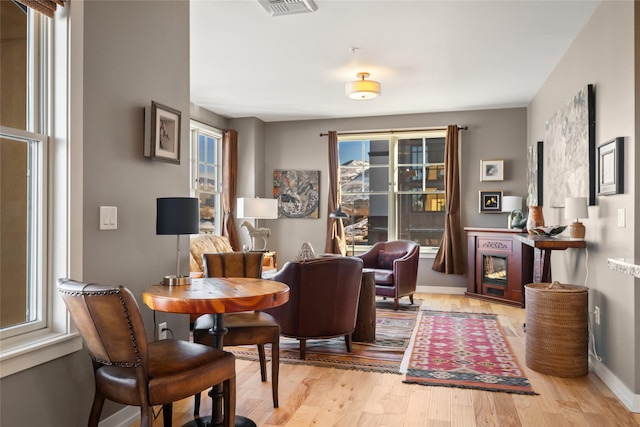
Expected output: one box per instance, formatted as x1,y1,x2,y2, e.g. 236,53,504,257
353,269,376,342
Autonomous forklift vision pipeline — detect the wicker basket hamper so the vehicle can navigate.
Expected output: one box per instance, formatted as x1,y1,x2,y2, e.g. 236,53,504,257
525,281,588,377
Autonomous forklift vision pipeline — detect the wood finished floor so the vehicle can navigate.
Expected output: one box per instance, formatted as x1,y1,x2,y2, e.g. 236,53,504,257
131,293,640,427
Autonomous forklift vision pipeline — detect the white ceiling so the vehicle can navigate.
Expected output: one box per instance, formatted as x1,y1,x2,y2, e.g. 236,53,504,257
190,0,601,123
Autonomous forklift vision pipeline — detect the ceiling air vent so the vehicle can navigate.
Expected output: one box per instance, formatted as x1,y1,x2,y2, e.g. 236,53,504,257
258,0,317,16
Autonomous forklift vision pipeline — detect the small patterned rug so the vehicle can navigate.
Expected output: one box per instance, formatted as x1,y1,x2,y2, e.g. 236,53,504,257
403,310,537,395
226,299,420,374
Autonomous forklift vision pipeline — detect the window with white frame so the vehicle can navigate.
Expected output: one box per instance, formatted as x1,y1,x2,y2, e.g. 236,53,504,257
338,130,446,252
0,1,82,377
190,121,222,234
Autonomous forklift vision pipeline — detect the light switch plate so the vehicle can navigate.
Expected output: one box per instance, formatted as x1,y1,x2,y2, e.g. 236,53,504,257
617,208,626,228
100,206,117,230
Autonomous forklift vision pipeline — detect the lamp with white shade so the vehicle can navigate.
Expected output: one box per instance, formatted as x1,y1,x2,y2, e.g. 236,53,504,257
501,196,523,229
565,197,588,239
237,197,278,250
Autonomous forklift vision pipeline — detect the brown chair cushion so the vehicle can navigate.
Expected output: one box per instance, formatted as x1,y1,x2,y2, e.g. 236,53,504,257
377,250,407,269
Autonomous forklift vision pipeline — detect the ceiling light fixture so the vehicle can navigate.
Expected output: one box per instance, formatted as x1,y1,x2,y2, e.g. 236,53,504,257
346,72,381,100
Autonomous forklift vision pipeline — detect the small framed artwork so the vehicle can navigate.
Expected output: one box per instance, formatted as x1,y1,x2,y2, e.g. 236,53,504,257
597,137,624,196
479,190,503,213
480,159,504,181
145,101,181,164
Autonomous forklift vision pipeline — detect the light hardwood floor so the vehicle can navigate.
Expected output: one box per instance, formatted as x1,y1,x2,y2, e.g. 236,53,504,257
131,293,640,427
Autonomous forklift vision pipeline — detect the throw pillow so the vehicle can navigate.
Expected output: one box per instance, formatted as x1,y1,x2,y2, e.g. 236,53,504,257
377,250,407,269
295,242,316,262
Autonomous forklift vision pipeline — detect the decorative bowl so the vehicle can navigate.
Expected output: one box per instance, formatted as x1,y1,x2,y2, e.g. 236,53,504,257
529,225,567,236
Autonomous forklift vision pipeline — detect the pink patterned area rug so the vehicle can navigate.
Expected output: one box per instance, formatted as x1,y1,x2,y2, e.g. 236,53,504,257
403,311,537,395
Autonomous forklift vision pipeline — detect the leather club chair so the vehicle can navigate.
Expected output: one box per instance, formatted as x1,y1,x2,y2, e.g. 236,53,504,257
192,251,281,409
357,240,420,310
57,279,236,427
264,256,363,359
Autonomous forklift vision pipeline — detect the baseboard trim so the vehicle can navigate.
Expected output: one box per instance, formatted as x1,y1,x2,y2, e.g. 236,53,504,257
99,406,138,427
590,356,640,413
416,285,466,295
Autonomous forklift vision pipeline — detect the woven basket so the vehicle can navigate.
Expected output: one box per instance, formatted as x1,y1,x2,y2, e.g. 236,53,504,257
525,281,588,377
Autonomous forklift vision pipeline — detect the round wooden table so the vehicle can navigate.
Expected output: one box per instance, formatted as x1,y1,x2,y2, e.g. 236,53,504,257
143,277,290,427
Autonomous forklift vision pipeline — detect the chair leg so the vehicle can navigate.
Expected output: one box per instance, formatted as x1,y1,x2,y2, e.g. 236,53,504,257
88,389,105,427
163,403,173,427
409,294,414,305
393,298,399,310
344,334,353,352
299,339,307,360
258,344,267,382
139,404,153,427
193,392,201,417
223,375,236,427
271,340,279,408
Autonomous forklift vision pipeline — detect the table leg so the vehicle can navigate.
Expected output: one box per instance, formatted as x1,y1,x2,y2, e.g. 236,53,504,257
533,248,552,283
183,313,256,427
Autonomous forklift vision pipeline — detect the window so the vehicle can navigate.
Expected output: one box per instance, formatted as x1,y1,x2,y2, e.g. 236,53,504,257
0,2,83,377
338,130,446,252
190,121,222,234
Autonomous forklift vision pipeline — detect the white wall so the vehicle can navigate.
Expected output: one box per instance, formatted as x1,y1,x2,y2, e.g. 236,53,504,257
528,0,639,403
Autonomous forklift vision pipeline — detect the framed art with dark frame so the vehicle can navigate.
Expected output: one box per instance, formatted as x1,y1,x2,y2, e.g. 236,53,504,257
480,159,504,181
479,190,503,213
597,137,624,196
147,101,181,164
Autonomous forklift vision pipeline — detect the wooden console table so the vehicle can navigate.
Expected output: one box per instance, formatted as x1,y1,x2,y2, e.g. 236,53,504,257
465,228,533,307
513,234,586,283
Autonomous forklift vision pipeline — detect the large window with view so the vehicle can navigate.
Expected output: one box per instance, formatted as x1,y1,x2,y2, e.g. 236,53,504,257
338,130,446,252
1,2,48,336
190,122,222,234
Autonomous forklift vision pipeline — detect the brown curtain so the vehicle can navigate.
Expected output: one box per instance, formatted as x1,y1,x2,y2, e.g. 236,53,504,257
432,125,465,274
324,131,346,255
222,129,240,250
16,0,64,18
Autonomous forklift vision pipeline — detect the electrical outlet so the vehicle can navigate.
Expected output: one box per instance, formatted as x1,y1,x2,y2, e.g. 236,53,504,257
594,307,601,325
157,322,168,340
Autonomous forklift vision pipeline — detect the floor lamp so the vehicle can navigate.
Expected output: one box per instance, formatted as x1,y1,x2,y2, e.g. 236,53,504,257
330,205,355,255
156,197,200,286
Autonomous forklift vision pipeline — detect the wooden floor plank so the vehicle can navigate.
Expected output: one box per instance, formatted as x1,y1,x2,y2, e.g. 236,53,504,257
127,293,638,427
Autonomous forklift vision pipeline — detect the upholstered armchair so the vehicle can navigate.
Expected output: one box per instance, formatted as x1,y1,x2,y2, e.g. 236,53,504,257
357,240,420,310
264,256,363,359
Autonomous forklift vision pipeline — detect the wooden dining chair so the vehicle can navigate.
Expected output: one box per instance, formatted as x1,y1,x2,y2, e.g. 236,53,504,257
192,251,281,411
57,278,236,427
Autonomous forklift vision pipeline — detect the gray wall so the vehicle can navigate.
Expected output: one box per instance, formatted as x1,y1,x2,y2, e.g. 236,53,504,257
528,0,638,395
0,1,192,426
258,108,527,289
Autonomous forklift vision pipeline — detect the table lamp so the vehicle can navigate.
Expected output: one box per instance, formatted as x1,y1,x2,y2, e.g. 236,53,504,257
157,197,200,286
330,205,355,255
501,196,523,229
565,196,588,240
237,197,278,251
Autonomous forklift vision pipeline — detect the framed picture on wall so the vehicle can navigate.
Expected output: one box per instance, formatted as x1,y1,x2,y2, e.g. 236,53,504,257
144,101,181,164
480,160,504,181
597,137,624,196
479,190,503,213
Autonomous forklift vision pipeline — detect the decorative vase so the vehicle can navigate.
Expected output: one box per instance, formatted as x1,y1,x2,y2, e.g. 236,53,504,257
527,206,545,234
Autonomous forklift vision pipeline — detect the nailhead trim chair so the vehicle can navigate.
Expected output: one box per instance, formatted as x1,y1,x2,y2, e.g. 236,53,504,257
57,279,236,427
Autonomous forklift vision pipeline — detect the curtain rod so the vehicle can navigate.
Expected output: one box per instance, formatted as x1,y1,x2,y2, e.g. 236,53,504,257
319,125,467,137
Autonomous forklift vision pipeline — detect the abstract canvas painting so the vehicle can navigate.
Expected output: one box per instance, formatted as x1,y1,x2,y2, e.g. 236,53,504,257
273,170,319,219
544,84,595,207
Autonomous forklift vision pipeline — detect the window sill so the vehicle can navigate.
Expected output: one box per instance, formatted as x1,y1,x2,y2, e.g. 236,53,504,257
0,331,82,378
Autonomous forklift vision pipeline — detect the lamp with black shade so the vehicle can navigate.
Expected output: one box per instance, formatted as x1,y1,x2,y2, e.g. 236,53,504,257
330,205,355,255
156,197,200,286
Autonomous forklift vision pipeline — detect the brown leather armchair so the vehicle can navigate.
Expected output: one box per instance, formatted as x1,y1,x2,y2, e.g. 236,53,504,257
192,251,281,409
264,256,363,359
57,279,236,427
357,240,420,310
